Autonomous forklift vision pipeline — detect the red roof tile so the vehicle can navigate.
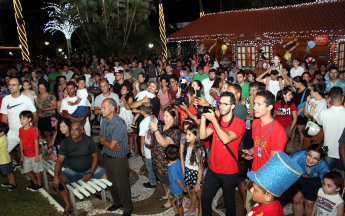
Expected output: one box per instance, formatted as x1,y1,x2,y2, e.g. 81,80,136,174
167,0,345,42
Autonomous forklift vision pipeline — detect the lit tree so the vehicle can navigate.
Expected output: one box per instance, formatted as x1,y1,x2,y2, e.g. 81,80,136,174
43,2,81,58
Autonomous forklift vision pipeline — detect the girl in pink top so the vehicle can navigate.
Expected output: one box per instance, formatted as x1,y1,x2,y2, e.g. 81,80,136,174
158,78,170,120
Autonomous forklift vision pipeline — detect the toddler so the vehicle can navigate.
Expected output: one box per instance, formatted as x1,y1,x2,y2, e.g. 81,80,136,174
19,111,43,191
104,69,115,85
312,170,344,215
0,122,17,191
68,77,89,118
166,145,187,216
131,82,154,128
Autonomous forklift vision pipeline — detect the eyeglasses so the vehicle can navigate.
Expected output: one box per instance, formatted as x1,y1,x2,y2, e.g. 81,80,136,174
218,102,230,107
306,153,320,162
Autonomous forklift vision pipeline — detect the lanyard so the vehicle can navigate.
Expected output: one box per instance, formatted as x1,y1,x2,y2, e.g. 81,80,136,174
258,120,275,146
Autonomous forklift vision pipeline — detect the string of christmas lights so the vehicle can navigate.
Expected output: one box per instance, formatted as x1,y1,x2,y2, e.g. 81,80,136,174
159,3,167,59
14,0,30,62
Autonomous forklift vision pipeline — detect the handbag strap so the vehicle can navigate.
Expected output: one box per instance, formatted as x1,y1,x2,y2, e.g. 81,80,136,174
218,115,238,163
300,89,307,105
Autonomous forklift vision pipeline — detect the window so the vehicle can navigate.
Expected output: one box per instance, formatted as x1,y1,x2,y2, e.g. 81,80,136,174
261,44,271,61
338,43,345,71
236,45,255,67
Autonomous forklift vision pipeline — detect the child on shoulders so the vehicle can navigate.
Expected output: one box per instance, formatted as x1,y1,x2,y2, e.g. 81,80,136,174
67,77,89,118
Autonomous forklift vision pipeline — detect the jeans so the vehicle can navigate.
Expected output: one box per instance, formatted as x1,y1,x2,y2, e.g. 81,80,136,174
201,168,238,216
145,158,156,186
325,156,345,172
72,106,88,118
203,148,210,178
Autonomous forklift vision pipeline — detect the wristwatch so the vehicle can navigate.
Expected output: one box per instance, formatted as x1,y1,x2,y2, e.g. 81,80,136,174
101,137,104,144
89,171,94,176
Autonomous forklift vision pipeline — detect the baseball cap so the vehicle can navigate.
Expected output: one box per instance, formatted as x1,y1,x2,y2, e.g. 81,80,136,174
229,63,237,70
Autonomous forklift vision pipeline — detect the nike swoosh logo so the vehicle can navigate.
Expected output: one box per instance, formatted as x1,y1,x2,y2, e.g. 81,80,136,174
7,103,23,109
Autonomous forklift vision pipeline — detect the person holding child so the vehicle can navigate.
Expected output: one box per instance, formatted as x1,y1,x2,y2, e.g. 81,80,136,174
0,122,17,191
19,111,43,191
291,142,330,216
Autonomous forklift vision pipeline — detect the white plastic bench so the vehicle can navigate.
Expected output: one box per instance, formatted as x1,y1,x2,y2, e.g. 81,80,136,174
40,141,112,216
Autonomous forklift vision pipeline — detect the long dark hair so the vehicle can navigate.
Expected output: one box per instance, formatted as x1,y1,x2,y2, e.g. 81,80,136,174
183,124,208,167
54,117,72,147
306,141,328,160
118,85,134,101
276,87,292,107
293,76,308,88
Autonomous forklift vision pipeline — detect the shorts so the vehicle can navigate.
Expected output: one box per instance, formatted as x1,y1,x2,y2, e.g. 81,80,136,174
38,116,54,133
184,167,204,189
169,191,184,208
297,176,322,201
23,154,44,173
0,162,13,175
7,130,20,153
156,173,170,189
61,165,106,184
72,106,88,118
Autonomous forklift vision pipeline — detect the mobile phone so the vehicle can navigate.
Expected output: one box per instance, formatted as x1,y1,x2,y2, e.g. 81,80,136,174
58,183,65,192
239,151,254,157
150,115,157,124
196,90,201,98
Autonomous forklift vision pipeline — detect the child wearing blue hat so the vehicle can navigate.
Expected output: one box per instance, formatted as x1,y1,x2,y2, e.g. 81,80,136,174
247,151,303,216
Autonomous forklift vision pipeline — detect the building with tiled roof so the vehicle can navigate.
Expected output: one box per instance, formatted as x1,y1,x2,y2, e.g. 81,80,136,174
167,0,345,70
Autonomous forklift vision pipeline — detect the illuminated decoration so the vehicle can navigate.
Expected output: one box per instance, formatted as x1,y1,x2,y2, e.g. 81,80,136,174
221,58,230,67
159,2,167,59
208,43,216,53
14,0,30,62
42,2,81,59
204,54,210,63
306,57,316,67
200,11,204,17
177,41,181,55
314,35,328,45
199,44,206,54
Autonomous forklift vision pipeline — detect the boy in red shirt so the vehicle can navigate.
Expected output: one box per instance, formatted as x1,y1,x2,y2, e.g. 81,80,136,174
242,90,287,211
200,91,246,216
246,151,302,216
19,111,43,191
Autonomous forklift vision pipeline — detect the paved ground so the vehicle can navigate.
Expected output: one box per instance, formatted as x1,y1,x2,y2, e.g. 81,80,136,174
42,126,301,216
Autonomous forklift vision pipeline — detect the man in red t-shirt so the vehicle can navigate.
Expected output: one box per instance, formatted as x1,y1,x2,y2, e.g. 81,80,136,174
200,92,246,216
172,60,182,78
242,90,287,211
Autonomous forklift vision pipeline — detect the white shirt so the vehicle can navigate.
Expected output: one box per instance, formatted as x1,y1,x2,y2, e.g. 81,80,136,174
317,106,345,159
290,66,304,78
212,60,219,69
139,116,151,158
263,78,283,99
104,73,115,85
94,93,120,109
135,91,154,101
315,188,344,216
61,70,73,82
77,88,89,106
85,74,91,87
202,79,215,105
0,94,36,133
307,98,327,120
185,146,205,170
113,66,123,72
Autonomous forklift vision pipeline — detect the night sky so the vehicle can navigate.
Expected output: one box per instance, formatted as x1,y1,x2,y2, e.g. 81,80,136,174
0,0,313,56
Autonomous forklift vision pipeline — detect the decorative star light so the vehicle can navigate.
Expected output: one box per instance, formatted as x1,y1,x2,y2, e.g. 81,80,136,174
42,2,81,40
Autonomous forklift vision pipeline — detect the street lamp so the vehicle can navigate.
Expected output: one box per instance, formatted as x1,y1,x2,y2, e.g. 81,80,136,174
148,43,153,48
44,41,49,45
58,48,62,52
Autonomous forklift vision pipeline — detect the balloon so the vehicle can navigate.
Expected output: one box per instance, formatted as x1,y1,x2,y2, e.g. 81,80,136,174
308,41,315,49
284,53,291,60
221,44,227,51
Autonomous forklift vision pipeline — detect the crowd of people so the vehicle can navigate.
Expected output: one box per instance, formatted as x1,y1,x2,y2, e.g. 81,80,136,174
0,52,345,216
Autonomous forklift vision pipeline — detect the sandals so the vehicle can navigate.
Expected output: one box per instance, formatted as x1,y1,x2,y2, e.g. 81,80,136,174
61,210,73,216
184,203,199,210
